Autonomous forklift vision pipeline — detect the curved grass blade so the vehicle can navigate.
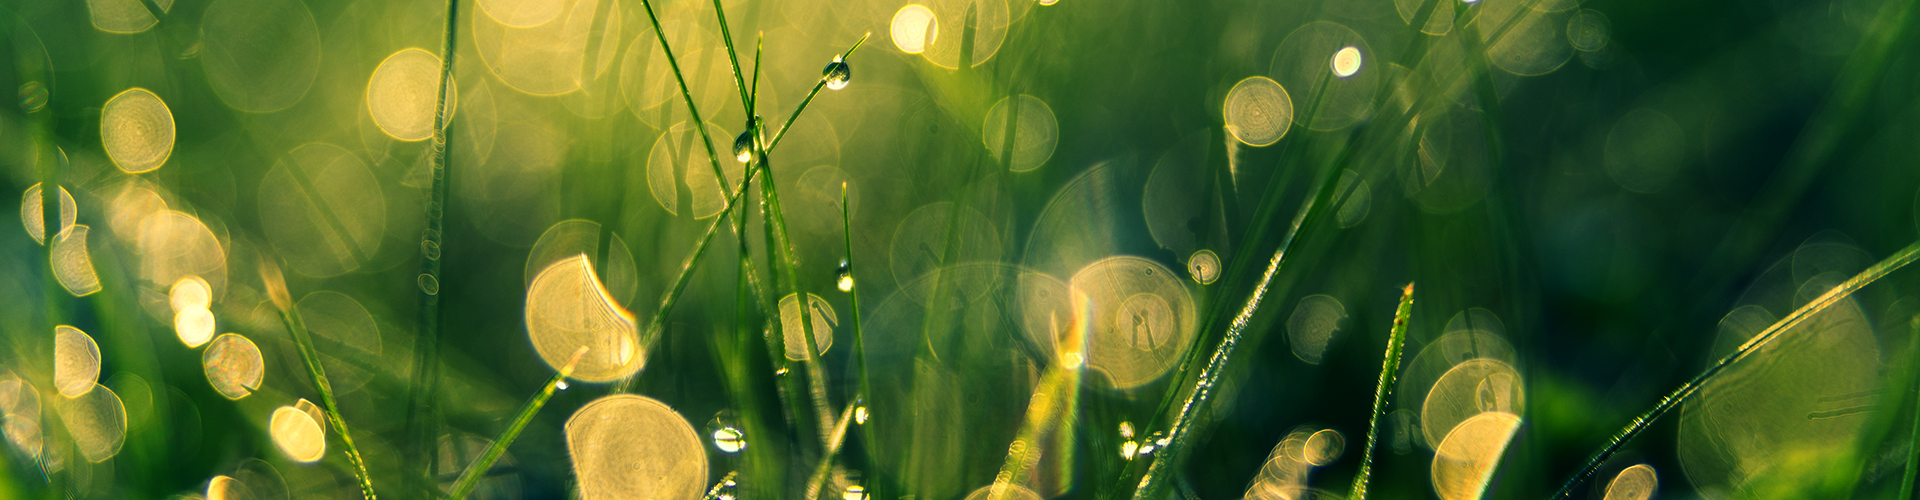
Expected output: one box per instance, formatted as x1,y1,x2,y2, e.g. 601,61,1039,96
841,181,881,484
1350,283,1414,500
264,257,377,500
404,0,465,492
618,164,763,394
444,347,587,500
1548,239,1920,499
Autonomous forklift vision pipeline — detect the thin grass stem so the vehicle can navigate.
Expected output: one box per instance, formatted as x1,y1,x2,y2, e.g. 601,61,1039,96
1131,105,1357,500
635,0,732,202
266,257,376,500
444,347,587,500
1350,283,1414,500
626,165,764,391
404,0,464,493
1549,238,1920,499
706,0,750,115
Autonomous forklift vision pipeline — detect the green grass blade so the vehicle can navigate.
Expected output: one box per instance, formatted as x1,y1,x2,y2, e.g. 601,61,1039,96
1549,238,1920,499
706,0,750,114
619,164,764,394
635,0,732,201
750,33,763,114
444,347,586,500
404,0,464,492
1350,283,1414,500
1131,112,1356,500
264,258,377,500
841,182,870,423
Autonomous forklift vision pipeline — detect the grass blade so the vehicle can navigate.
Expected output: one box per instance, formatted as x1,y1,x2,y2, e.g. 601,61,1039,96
404,0,464,492
1350,283,1414,500
803,402,860,500
444,347,587,500
621,164,764,394
635,0,732,202
263,257,377,500
706,0,750,113
1131,106,1356,500
1549,238,1920,499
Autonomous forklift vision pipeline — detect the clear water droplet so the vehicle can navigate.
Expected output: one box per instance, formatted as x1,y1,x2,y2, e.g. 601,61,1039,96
854,405,869,425
732,130,754,163
1121,440,1140,459
1119,421,1135,439
823,57,851,90
776,367,790,376
555,380,569,391
715,476,739,500
836,259,854,292
706,412,747,454
843,484,868,500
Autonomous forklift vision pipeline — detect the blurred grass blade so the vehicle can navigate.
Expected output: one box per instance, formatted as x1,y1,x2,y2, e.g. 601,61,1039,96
405,0,464,493
266,257,377,500
621,165,763,393
1350,283,1413,500
445,347,586,500
991,291,1088,500
804,402,859,500
1550,238,1920,499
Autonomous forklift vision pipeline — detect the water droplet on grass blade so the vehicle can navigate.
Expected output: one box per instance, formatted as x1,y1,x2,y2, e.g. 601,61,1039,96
733,131,754,163
837,259,854,292
823,57,851,90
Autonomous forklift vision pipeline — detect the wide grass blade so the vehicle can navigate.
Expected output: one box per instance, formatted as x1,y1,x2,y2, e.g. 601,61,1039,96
1549,238,1920,498
444,347,587,500
1350,283,1414,500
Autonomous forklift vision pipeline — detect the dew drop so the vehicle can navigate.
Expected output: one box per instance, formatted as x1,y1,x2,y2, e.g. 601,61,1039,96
1119,421,1135,439
1121,440,1140,459
854,405,869,424
836,259,854,292
823,57,851,90
732,130,754,163
844,484,868,500
556,380,569,391
706,412,747,454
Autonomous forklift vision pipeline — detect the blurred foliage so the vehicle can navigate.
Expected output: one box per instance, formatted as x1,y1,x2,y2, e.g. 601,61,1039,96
3,0,1920,498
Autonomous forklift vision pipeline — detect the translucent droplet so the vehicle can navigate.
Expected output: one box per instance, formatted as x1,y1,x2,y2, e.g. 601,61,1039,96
854,405,869,424
1121,440,1140,459
1119,421,1135,439
707,412,747,454
556,380,570,391
732,130,754,163
18,81,47,113
844,484,868,500
836,259,854,292
822,57,851,90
